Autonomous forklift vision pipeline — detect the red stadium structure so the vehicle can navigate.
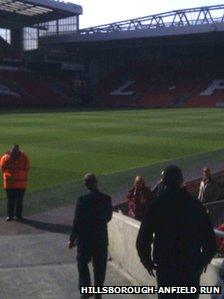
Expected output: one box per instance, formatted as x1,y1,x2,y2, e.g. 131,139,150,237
0,2,224,108
39,4,224,108
97,57,224,108
0,0,82,106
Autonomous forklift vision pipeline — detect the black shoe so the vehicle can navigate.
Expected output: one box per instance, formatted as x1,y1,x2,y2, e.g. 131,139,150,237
6,217,13,222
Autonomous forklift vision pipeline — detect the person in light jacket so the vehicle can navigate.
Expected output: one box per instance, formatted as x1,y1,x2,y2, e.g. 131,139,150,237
198,167,220,203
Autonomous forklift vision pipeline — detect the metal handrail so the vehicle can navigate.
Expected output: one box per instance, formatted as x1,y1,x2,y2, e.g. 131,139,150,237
204,199,224,207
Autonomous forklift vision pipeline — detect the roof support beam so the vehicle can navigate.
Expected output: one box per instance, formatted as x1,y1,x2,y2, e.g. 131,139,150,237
77,4,224,36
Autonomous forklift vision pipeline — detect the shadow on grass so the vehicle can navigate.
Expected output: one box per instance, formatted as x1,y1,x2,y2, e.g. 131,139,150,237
0,106,160,115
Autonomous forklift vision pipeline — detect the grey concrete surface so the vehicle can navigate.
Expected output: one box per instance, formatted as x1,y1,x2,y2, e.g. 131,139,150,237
0,262,151,299
0,232,152,299
0,233,73,268
0,202,222,299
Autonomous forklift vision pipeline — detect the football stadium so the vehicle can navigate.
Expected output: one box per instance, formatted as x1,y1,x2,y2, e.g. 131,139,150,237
0,1,224,298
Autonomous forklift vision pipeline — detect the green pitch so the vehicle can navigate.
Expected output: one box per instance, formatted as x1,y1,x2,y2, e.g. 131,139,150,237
0,108,223,214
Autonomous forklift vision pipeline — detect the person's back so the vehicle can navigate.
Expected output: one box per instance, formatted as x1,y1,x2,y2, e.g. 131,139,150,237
149,187,215,270
71,188,112,249
69,173,112,299
137,165,216,298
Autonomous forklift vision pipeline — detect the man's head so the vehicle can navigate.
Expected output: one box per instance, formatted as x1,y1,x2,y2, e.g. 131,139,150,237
134,176,145,189
203,167,211,180
84,173,98,190
10,144,20,160
163,165,183,189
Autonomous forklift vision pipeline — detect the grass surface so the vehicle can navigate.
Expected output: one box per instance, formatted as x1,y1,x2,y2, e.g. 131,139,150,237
0,108,223,215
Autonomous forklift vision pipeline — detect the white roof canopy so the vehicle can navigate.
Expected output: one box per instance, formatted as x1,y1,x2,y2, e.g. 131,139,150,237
0,0,53,16
0,0,82,27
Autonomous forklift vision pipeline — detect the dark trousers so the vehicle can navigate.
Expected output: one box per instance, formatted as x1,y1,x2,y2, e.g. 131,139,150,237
157,266,200,299
6,189,25,219
77,246,108,299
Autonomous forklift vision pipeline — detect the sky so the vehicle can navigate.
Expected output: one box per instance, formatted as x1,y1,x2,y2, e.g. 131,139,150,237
72,0,224,28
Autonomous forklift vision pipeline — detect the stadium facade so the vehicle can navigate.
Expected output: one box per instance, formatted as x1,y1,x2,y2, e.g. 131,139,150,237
0,0,82,51
0,2,224,107
39,4,224,108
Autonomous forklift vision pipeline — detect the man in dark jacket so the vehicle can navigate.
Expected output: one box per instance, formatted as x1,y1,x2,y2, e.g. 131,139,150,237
136,165,217,299
68,173,112,299
153,170,166,197
198,167,220,203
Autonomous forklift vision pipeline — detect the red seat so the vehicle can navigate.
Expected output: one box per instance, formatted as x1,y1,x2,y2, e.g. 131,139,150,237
97,58,224,108
0,69,73,107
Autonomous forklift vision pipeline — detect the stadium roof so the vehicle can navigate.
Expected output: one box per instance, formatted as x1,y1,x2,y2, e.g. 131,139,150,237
0,0,82,28
39,4,224,45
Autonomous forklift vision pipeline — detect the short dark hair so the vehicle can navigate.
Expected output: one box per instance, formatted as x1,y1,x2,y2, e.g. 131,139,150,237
163,165,183,188
84,173,97,188
11,144,19,151
203,167,210,173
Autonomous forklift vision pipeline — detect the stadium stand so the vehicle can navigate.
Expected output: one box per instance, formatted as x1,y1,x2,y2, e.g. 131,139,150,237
0,69,74,107
37,4,224,108
0,2,224,108
97,57,224,108
0,0,83,107
186,81,224,108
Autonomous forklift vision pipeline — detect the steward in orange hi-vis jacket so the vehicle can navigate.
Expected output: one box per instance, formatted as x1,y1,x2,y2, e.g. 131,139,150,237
0,144,30,222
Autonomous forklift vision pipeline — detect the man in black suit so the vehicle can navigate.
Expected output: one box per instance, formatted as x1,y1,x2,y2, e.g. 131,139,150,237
136,165,217,299
69,173,112,299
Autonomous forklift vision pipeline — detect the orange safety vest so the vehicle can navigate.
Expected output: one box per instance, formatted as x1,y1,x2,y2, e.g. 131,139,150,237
0,151,30,189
